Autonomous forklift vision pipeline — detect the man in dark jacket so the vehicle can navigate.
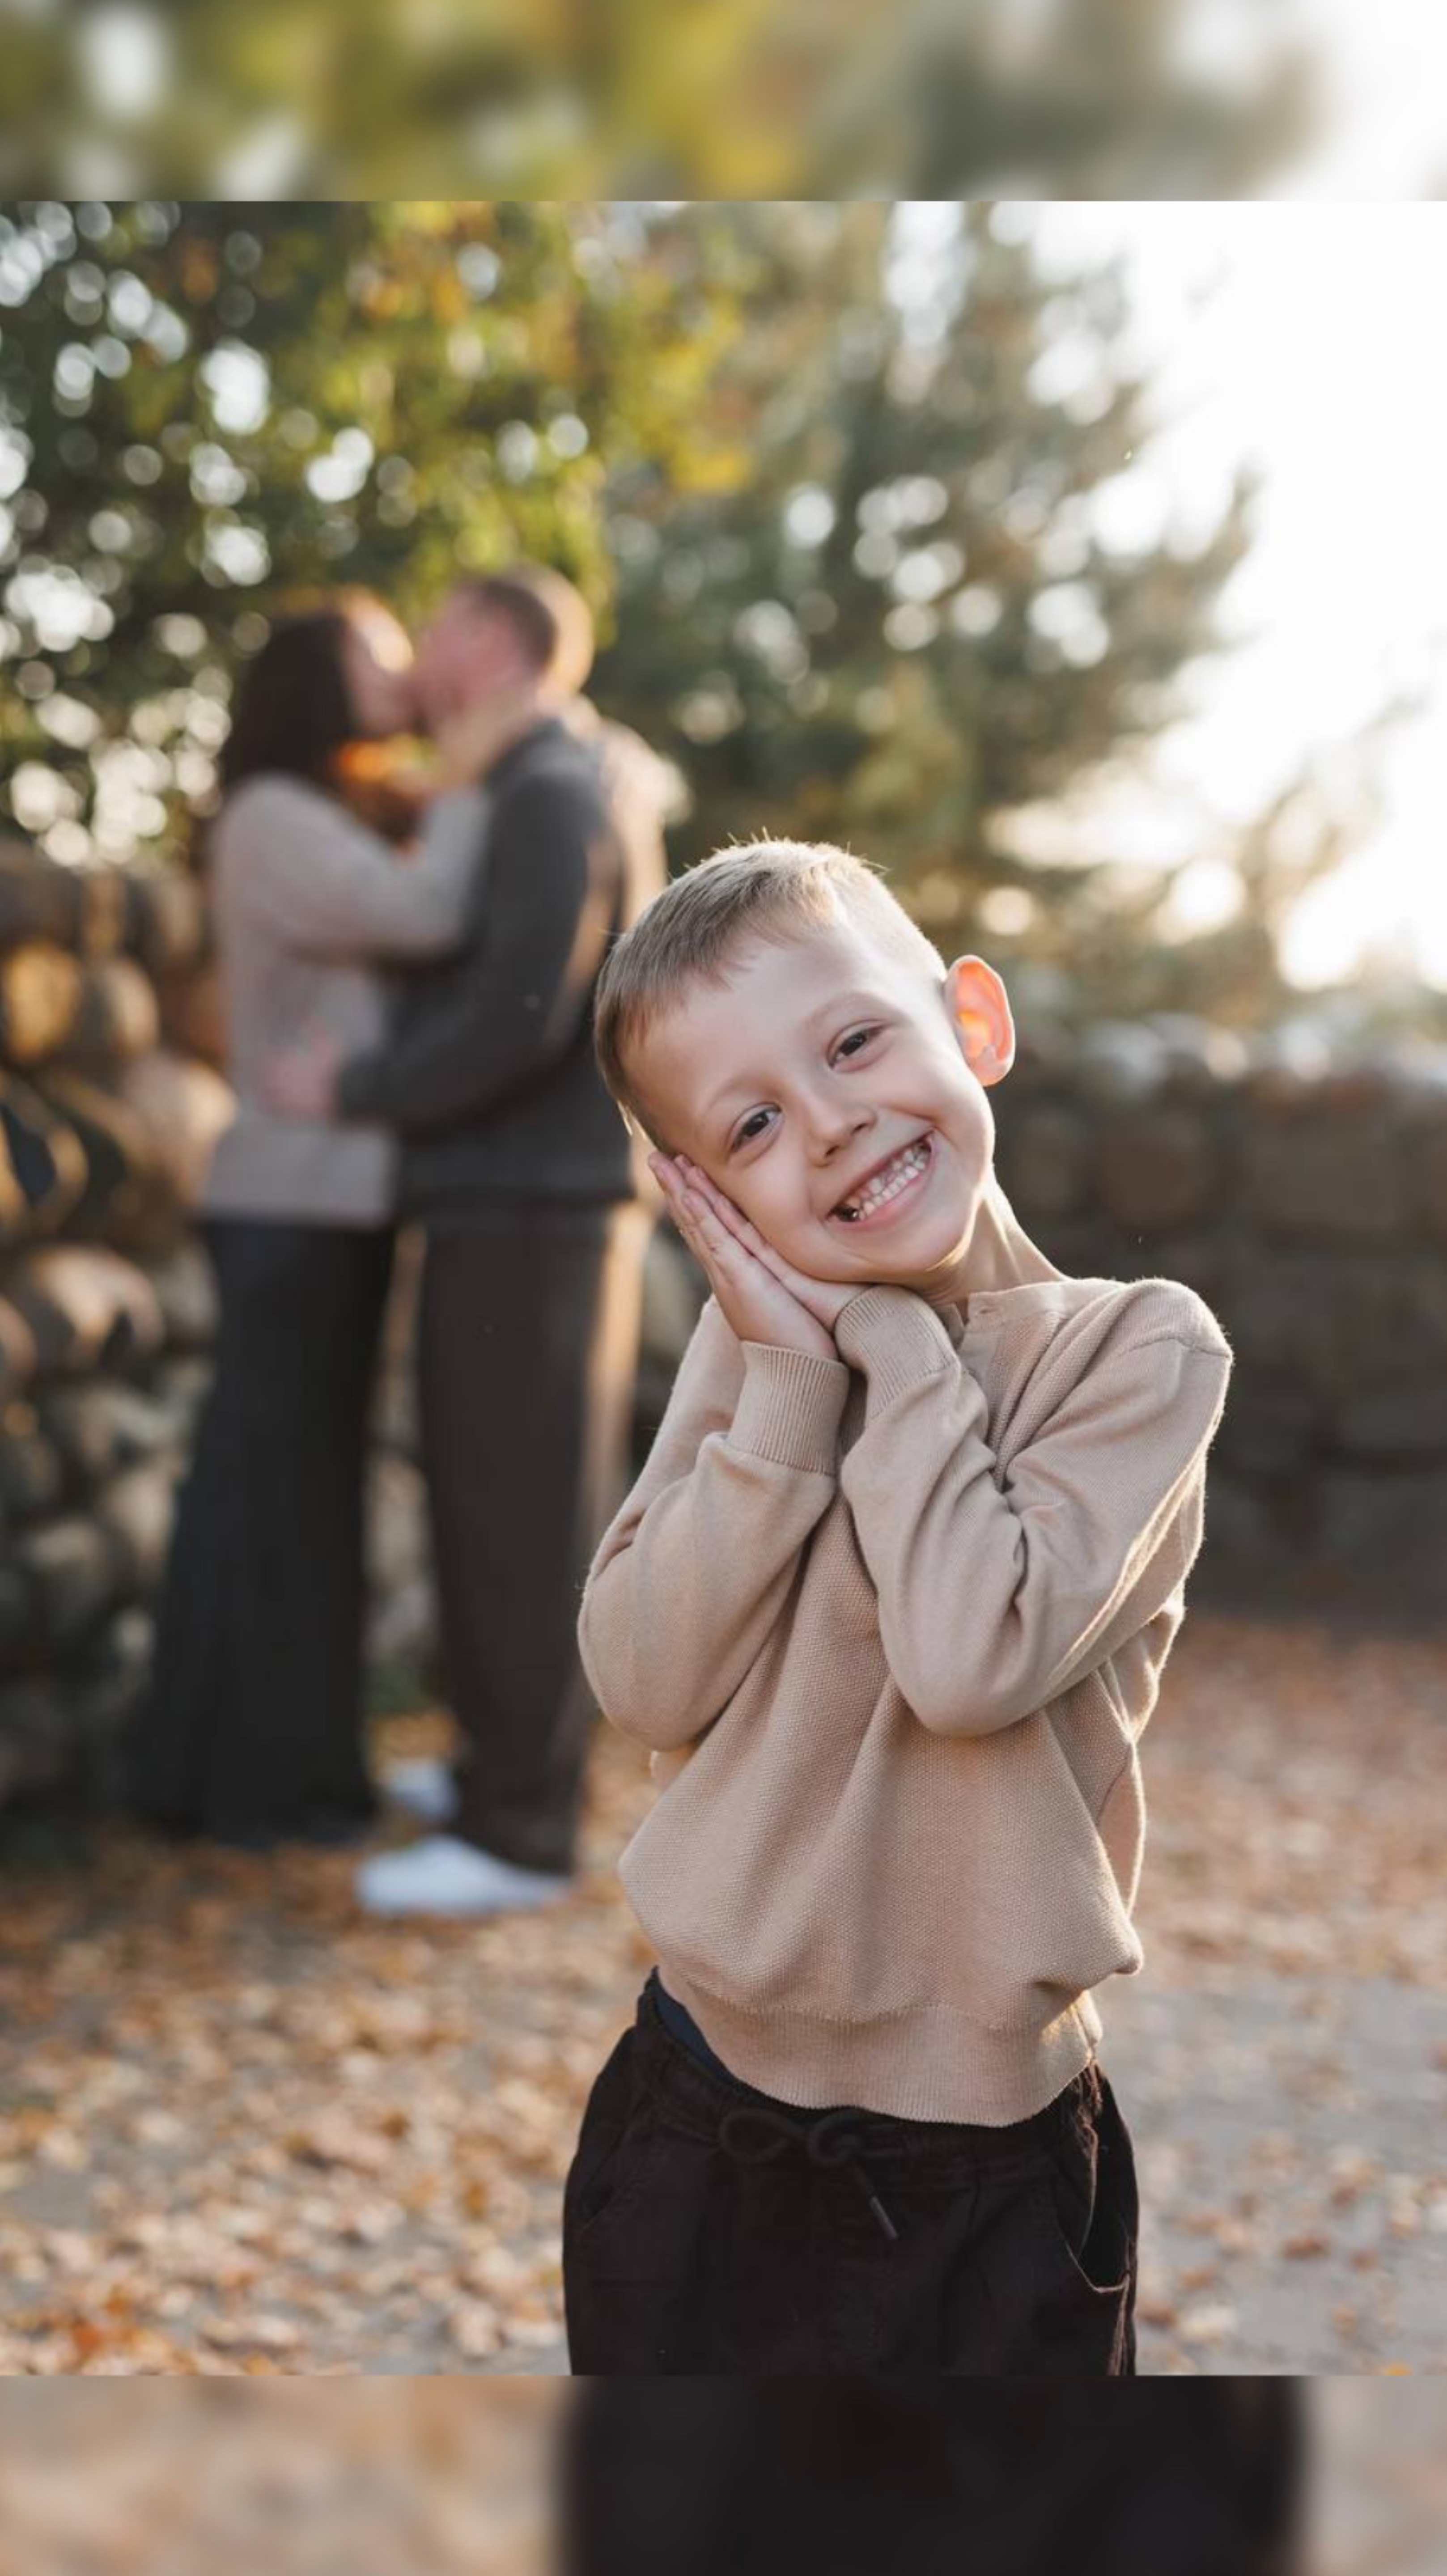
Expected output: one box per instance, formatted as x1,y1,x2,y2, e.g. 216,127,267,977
275,567,670,1914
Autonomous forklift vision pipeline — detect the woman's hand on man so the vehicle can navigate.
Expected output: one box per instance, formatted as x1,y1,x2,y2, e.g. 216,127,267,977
262,1025,344,1121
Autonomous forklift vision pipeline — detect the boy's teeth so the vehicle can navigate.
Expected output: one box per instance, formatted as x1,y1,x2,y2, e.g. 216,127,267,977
837,1138,929,1219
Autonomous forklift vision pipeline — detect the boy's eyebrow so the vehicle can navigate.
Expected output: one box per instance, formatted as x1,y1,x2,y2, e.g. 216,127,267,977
698,991,887,1127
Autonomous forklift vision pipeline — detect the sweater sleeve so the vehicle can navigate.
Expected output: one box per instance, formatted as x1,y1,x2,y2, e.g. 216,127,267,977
577,1296,852,1753
225,777,490,959
833,1283,1233,1738
336,769,615,1137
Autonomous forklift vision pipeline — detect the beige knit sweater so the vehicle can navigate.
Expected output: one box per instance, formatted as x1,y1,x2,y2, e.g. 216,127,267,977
577,1235,1234,2124
202,773,490,1228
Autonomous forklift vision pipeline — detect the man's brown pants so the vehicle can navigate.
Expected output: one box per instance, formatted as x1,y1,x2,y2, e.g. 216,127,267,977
416,1199,651,1875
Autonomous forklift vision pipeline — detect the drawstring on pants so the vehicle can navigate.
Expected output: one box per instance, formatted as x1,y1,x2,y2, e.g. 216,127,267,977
716,2101,902,2243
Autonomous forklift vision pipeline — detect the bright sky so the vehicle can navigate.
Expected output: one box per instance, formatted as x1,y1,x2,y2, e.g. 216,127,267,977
897,8,1447,996
1290,0,1447,199
1019,201,1447,993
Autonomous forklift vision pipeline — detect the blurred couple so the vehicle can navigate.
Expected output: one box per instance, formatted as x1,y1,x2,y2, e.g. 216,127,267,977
130,567,671,1914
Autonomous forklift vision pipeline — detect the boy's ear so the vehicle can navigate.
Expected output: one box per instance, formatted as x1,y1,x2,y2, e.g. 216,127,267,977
944,956,1015,1086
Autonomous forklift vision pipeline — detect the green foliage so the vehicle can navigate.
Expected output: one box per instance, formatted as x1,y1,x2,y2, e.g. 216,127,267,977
595,204,1281,1009
0,0,1315,200
0,199,1345,1022
0,199,726,864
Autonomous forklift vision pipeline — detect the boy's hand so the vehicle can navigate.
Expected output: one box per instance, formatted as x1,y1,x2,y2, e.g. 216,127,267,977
651,1154,853,1361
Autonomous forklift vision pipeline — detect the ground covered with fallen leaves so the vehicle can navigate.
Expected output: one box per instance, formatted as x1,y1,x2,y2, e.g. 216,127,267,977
0,2380,559,2575
1,1604,1445,2375
1,2380,1445,2576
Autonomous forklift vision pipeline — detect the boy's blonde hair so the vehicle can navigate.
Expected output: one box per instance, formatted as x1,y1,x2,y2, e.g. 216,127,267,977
594,838,945,1152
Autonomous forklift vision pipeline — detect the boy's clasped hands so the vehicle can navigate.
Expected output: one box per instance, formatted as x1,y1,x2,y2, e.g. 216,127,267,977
649,1153,855,1363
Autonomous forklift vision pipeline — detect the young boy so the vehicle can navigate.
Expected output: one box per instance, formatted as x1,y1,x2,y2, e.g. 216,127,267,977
564,838,1234,2375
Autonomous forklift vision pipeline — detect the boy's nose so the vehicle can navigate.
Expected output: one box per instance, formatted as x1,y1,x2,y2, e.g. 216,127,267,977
812,1102,874,1161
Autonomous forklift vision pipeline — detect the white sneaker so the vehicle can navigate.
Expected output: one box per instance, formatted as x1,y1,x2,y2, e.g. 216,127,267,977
354,1834,573,1919
379,1755,458,1828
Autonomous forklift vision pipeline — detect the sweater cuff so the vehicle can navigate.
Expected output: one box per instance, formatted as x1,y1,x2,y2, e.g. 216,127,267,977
832,1285,958,1415
728,1342,850,1473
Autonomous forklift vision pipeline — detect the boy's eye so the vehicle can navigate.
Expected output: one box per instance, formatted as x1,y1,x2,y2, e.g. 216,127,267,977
728,1029,883,1151
735,1110,771,1147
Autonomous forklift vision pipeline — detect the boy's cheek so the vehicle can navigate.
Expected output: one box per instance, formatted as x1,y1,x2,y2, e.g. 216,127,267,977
773,1216,850,1284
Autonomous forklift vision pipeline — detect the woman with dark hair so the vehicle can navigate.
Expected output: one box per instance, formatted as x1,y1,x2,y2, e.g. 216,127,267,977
130,590,519,1848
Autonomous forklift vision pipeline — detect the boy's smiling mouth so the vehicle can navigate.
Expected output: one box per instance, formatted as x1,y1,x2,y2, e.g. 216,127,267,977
829,1131,934,1228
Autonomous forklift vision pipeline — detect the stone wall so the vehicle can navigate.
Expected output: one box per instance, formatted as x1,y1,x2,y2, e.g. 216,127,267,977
4,823,1445,1813
0,837,231,1810
992,1011,1447,1623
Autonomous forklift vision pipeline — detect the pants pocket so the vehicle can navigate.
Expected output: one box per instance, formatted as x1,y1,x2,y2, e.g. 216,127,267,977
562,2087,692,2371
1021,2078,1138,2373
1032,2155,1133,2301
564,2027,670,2265
565,2094,660,2254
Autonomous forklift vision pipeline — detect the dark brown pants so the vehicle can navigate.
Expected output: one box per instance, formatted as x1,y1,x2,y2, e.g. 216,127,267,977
416,1199,650,1875
564,1973,1139,2375
560,2381,1307,2576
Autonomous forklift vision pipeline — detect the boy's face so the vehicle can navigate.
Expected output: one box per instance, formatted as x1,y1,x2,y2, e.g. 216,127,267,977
631,916,1014,1301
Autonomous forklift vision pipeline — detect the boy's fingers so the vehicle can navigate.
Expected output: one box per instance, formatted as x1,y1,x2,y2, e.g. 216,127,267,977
684,1169,778,1259
700,1196,802,1284
690,1168,747,1228
684,1199,756,1278
717,1198,764,1248
681,1192,729,1248
678,1169,824,1309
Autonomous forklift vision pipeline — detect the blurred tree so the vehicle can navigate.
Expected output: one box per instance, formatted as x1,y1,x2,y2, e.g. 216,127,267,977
0,0,1318,202
0,197,1358,1027
0,198,730,867
596,202,1330,1022
798,0,1319,203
